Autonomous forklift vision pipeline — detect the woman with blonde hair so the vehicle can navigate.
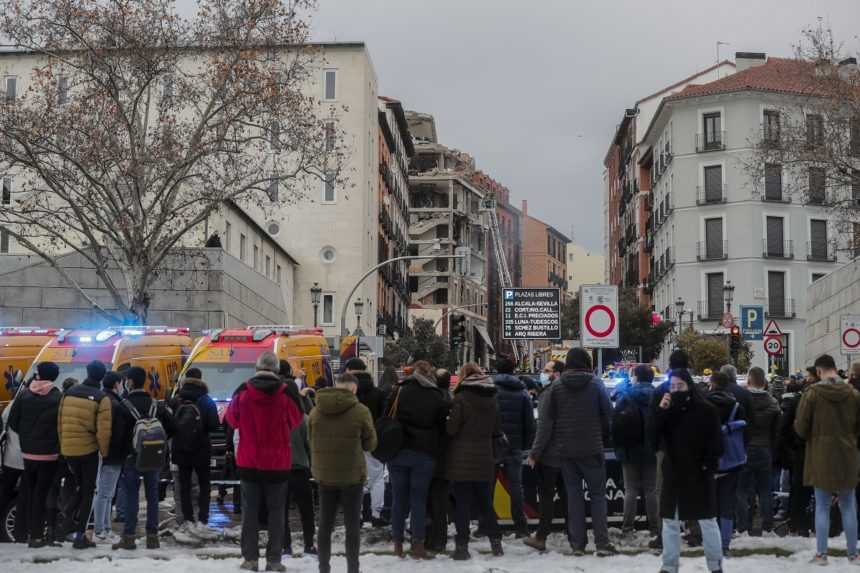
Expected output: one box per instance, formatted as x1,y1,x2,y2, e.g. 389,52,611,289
446,362,504,560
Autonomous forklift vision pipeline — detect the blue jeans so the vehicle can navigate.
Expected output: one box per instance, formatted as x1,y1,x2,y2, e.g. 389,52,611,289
121,460,160,536
662,512,722,573
715,472,740,550
814,488,858,557
93,462,123,534
389,449,435,543
498,450,526,528
736,447,774,532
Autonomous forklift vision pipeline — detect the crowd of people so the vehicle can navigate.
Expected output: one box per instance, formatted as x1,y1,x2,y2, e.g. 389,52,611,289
2,347,860,573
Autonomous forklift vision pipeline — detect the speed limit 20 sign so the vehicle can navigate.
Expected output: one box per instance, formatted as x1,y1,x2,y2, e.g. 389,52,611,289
580,284,619,349
841,315,860,355
764,336,783,356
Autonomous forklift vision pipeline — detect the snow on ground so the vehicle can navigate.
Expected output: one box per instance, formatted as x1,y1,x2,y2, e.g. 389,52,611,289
1,528,858,573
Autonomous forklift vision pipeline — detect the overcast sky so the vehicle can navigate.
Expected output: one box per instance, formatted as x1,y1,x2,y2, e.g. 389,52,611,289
307,0,860,252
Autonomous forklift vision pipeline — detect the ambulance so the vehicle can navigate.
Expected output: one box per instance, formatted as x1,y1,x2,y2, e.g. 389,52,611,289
0,327,60,408
176,325,332,486
27,326,193,398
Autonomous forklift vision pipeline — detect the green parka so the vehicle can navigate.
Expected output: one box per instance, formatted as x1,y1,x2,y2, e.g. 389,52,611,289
309,387,377,487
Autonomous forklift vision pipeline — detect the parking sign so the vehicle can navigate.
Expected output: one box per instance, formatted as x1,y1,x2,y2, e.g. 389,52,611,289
740,305,764,341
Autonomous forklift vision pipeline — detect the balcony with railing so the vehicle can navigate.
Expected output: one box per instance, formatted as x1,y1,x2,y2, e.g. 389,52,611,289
697,241,728,261
766,298,796,319
807,241,837,262
697,184,727,205
697,300,724,321
696,131,726,153
762,239,794,259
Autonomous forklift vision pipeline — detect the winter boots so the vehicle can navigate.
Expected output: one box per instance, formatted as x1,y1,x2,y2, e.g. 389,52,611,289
146,534,160,549
452,541,471,561
112,534,137,550
490,538,504,556
410,541,428,559
393,541,404,558
523,535,547,552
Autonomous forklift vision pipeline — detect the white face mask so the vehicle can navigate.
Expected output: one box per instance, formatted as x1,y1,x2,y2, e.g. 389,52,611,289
540,372,552,385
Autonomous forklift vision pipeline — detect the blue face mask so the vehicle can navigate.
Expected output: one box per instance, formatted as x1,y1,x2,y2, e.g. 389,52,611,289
540,372,552,385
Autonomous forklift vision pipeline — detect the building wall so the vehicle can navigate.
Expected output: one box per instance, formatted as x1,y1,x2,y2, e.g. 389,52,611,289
646,92,843,372
567,243,605,297
806,258,860,367
521,201,568,294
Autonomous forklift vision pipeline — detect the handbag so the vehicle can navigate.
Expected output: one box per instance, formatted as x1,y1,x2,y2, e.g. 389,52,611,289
373,388,405,463
718,402,748,472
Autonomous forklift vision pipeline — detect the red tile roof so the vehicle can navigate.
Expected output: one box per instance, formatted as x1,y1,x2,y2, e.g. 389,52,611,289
665,57,824,101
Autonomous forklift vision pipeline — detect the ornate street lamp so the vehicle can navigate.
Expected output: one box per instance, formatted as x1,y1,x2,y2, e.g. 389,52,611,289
723,280,735,315
310,282,322,328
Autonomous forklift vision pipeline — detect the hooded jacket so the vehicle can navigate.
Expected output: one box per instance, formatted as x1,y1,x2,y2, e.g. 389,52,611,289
225,371,302,482
446,374,502,482
794,379,860,491
290,414,310,471
8,380,62,460
170,377,220,464
748,388,781,451
493,373,535,452
309,387,376,486
387,372,449,458
613,381,657,465
58,381,112,457
531,370,611,466
355,371,385,422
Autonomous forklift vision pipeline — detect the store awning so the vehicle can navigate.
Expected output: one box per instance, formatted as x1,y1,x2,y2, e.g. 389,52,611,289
474,324,495,354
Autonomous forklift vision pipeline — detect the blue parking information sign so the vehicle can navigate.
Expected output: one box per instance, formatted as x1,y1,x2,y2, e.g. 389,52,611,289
740,305,765,341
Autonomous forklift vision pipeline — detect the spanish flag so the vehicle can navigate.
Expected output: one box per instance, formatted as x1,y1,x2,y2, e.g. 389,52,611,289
339,335,358,367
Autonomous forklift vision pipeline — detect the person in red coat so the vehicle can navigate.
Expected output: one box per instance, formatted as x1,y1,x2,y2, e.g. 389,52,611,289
226,351,302,572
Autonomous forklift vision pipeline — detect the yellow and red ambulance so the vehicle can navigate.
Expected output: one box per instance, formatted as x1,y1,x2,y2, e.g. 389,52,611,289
0,327,60,408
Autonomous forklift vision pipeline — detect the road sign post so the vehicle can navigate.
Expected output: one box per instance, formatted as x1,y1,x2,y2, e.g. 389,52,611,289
580,285,620,364
764,336,783,356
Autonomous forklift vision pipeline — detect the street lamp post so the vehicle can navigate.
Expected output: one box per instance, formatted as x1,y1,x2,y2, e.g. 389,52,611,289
674,296,686,336
723,280,735,316
353,299,364,333
310,282,322,328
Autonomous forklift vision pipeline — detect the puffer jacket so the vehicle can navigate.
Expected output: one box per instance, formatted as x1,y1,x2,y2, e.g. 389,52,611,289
169,377,219,464
613,381,657,465
8,380,62,460
388,373,449,458
531,370,611,466
794,378,860,491
446,374,502,482
355,371,385,422
493,373,535,452
58,381,112,457
225,371,302,482
748,388,781,450
309,387,377,486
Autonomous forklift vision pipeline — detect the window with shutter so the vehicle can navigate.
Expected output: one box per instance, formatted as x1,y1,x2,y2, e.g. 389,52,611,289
705,218,723,259
853,169,860,204
763,110,780,143
768,272,786,317
703,113,722,149
766,217,784,257
707,273,724,319
808,167,826,204
765,164,782,201
806,114,824,147
704,165,723,202
810,219,828,260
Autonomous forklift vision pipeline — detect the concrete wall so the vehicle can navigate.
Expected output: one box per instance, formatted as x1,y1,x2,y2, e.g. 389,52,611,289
0,248,289,332
806,258,860,366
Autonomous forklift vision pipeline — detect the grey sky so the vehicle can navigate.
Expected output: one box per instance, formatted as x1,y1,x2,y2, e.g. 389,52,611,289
310,0,860,252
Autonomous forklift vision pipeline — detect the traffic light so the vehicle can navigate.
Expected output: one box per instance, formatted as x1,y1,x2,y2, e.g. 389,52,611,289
729,325,742,363
450,313,467,347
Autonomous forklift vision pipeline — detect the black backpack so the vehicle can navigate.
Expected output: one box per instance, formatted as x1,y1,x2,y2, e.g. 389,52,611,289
373,387,404,463
612,399,645,448
173,399,204,453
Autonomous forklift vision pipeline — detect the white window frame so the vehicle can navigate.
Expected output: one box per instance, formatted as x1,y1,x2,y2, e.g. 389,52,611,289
239,233,247,262
700,267,728,316
809,270,828,285
1,176,11,206
697,106,726,146
761,211,791,255
699,213,726,258
323,68,337,101
699,159,727,202
762,265,793,314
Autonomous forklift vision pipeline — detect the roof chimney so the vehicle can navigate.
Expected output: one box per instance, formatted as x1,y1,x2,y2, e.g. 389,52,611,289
521,199,528,217
735,52,767,72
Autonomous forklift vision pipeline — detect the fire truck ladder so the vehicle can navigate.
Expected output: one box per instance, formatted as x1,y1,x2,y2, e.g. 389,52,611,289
481,194,522,363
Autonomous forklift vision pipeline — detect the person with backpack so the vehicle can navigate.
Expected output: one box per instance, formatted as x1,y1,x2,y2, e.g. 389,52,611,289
491,355,535,538
656,369,724,573
736,366,781,535
225,352,302,572
92,372,133,544
779,376,812,536
113,366,174,551
613,364,659,543
527,348,615,556
7,362,62,547
57,360,112,549
794,354,860,566
309,373,377,573
706,371,748,555
171,367,219,532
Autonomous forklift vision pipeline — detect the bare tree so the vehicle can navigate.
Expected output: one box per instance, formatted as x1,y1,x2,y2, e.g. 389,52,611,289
0,0,348,323
744,25,860,256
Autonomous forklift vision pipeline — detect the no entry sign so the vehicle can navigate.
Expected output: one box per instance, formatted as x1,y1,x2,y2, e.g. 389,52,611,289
841,315,860,355
580,284,619,349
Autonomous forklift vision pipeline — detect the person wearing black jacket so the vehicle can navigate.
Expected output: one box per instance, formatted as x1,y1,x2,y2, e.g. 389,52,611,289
427,368,453,553
657,369,724,573
492,355,535,538
171,368,219,530
8,362,62,548
386,360,449,558
92,372,133,543
706,371,748,554
113,367,175,551
779,378,812,536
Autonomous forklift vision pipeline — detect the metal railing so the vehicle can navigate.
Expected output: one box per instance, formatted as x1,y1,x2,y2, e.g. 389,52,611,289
696,131,726,153
697,300,724,321
762,239,794,259
697,240,728,261
766,298,796,319
697,184,727,205
807,241,837,262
